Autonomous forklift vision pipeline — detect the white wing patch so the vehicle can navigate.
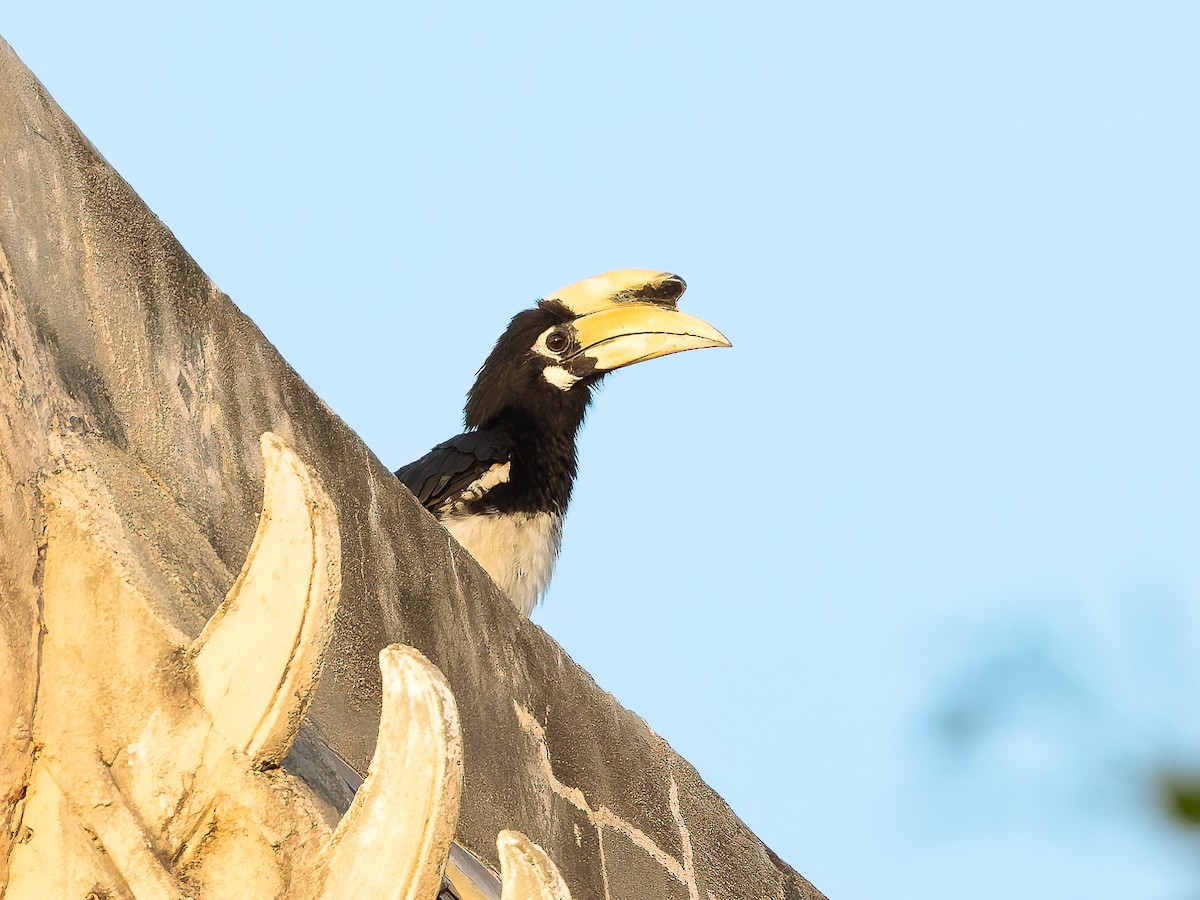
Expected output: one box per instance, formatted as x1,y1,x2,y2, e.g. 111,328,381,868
542,365,580,391
445,461,511,511
443,511,563,616
468,460,511,495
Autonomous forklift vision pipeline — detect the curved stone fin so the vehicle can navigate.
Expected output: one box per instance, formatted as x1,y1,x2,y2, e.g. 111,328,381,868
189,432,341,766
320,645,463,900
497,830,573,900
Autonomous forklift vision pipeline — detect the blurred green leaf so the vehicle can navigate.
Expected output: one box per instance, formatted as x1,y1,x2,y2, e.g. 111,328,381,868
1158,770,1200,831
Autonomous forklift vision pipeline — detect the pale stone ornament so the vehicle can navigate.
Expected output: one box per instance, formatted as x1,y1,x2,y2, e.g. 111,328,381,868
3,433,572,900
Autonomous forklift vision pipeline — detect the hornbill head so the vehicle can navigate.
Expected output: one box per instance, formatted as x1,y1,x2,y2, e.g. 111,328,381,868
464,269,731,430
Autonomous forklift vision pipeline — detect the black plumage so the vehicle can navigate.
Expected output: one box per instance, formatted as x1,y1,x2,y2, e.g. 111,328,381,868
396,302,592,520
397,430,510,510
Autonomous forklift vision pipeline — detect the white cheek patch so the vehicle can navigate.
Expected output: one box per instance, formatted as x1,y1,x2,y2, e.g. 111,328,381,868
542,365,581,391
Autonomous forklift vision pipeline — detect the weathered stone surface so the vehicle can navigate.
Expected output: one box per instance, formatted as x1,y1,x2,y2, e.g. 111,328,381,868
0,36,823,899
5,431,480,897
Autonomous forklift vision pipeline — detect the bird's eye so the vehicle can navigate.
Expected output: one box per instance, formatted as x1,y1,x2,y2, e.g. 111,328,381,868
545,330,570,354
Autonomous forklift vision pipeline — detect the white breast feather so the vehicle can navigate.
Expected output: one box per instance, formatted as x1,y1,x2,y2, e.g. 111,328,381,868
443,511,563,616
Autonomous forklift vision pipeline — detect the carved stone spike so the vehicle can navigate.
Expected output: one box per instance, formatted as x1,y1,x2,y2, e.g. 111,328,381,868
497,830,573,900
6,433,345,897
189,432,342,767
320,644,464,900
3,422,577,900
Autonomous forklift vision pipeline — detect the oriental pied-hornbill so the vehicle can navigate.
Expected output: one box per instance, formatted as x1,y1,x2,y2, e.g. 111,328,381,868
395,269,730,616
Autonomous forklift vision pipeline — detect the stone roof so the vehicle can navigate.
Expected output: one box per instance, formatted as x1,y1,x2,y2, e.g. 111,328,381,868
0,36,824,900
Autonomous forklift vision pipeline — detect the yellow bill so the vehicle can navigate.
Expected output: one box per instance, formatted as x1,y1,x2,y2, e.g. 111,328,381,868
568,302,731,373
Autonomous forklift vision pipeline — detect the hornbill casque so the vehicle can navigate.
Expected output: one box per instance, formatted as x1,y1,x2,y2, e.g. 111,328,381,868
395,269,730,616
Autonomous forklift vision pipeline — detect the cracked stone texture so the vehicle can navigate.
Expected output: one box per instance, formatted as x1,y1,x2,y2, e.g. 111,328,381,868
0,36,825,900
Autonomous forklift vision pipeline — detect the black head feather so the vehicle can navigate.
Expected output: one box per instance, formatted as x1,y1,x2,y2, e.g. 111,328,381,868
463,303,596,433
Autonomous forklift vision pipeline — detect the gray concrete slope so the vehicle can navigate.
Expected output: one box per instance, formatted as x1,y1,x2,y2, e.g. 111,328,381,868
0,37,824,900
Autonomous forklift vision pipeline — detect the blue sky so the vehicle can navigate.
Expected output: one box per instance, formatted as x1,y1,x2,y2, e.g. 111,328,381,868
7,3,1200,896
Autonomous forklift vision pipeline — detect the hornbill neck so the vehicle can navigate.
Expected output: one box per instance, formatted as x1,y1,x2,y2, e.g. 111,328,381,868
462,308,598,515
477,396,591,516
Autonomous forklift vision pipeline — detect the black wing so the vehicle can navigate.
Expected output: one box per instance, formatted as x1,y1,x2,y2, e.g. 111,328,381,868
395,428,512,512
